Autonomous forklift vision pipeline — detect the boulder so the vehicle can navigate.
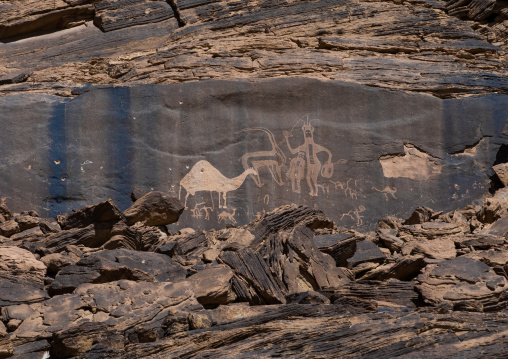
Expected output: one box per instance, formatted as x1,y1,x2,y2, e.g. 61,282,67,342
124,191,184,226
416,257,508,311
401,238,457,260
314,233,364,267
187,265,236,307
48,249,186,295
347,240,386,268
57,199,124,230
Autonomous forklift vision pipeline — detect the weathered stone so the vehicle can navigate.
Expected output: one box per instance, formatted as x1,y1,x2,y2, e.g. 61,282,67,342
49,249,186,295
416,256,508,311
57,199,124,230
41,222,115,253
40,253,77,275
398,222,463,241
286,291,330,305
187,265,236,307
493,162,508,186
0,220,20,237
0,70,31,85
404,207,435,225
401,238,457,260
124,191,184,226
359,255,426,281
347,240,386,268
314,233,363,267
187,312,213,330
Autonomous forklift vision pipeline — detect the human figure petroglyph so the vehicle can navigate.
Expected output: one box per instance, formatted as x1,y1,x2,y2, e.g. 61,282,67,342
286,151,306,193
239,128,286,187
191,202,204,219
179,160,257,209
218,208,237,224
372,186,397,201
283,118,333,196
191,202,214,220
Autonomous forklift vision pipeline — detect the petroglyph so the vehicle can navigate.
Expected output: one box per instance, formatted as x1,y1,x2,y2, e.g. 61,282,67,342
179,160,257,209
284,118,333,196
191,202,214,220
373,186,397,201
218,208,237,224
341,205,366,226
239,128,286,187
316,183,329,195
379,144,442,180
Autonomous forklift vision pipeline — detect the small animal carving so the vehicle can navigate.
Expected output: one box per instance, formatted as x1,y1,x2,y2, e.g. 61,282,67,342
218,208,237,224
372,186,397,201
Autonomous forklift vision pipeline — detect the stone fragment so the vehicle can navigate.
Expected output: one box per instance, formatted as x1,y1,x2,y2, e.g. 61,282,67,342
40,253,77,275
0,204,11,222
359,255,426,281
416,256,508,311
187,265,236,307
219,248,286,305
49,249,186,295
57,199,124,230
314,233,363,267
188,312,213,330
0,70,31,85
347,240,386,268
377,228,404,252
404,206,435,225
401,238,457,260
493,163,508,186
1,304,35,322
0,220,20,237
51,322,112,359
41,222,115,253
124,191,184,226
286,291,330,305
398,222,463,241
9,226,44,242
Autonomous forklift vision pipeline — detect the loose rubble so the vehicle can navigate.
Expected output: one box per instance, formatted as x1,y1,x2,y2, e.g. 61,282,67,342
1,187,508,358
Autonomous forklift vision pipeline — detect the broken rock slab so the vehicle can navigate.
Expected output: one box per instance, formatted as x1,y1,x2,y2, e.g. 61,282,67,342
347,240,386,269
48,249,186,295
57,199,124,230
124,191,184,226
416,256,508,311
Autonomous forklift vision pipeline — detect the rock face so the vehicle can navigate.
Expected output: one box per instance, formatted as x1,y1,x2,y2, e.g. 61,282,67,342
0,79,507,232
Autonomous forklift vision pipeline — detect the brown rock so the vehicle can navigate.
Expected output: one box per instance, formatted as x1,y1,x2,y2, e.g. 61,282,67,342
493,162,508,186
187,265,236,307
0,220,20,237
416,256,508,311
347,240,386,268
401,238,457,260
124,191,184,226
57,199,125,230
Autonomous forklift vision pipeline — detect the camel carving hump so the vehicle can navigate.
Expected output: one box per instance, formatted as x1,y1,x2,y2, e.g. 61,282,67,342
179,160,257,208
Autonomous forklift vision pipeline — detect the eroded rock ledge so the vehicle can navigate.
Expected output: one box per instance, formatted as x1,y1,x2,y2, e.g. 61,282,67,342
1,183,508,358
0,0,507,98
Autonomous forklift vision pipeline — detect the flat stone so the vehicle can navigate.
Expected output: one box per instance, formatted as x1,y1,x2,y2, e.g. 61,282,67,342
347,240,386,268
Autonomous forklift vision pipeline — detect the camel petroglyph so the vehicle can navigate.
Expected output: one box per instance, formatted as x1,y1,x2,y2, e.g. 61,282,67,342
179,160,257,209
218,208,237,224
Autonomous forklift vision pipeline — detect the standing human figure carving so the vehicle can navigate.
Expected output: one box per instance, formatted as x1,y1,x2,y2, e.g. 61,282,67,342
283,119,333,196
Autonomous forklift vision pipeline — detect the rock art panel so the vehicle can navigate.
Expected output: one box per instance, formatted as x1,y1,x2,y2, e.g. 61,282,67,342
0,78,507,230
